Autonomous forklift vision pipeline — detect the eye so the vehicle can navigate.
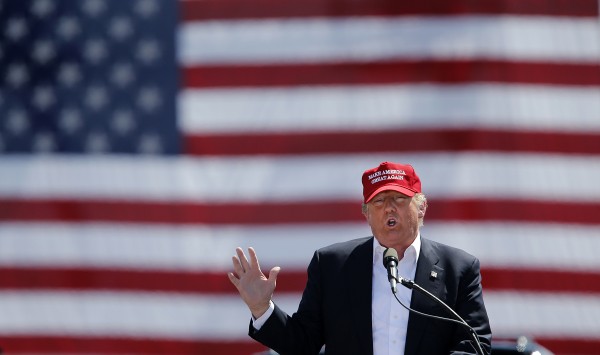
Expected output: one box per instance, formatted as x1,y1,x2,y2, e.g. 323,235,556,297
372,198,384,206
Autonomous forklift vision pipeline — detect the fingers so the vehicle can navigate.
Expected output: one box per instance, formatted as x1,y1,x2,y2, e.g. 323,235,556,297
231,255,244,276
227,272,240,288
231,247,265,283
236,247,251,273
248,247,262,272
268,266,280,286
234,247,262,273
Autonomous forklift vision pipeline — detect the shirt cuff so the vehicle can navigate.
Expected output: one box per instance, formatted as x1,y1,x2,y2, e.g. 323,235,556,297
251,300,275,330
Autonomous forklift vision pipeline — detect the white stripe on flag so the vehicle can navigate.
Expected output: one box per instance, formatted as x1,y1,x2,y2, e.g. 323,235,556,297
0,291,599,340
179,16,600,64
485,291,600,338
0,291,250,340
1,154,600,201
179,85,600,133
2,222,599,271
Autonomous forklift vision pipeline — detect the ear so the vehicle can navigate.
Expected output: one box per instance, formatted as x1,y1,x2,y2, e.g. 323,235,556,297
361,203,369,219
418,199,427,218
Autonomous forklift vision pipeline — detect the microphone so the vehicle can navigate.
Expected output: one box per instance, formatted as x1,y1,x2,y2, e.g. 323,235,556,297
383,248,400,294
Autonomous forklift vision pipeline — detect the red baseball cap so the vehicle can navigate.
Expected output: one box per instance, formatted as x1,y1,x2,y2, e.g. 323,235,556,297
362,162,422,203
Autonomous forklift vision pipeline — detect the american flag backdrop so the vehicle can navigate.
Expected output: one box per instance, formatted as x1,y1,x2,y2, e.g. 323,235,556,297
0,0,599,354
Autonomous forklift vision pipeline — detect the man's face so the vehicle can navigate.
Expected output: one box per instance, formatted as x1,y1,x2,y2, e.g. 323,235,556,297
363,190,421,252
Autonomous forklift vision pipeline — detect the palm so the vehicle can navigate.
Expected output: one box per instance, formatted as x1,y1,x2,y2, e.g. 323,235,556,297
228,247,280,317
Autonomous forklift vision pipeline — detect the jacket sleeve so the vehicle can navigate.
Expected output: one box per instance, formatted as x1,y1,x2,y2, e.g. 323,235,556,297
448,257,492,355
249,251,325,355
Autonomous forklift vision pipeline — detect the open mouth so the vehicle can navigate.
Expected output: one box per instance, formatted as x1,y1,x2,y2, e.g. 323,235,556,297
386,218,397,227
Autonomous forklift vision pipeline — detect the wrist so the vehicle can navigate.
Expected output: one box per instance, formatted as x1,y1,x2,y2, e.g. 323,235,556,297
250,301,271,319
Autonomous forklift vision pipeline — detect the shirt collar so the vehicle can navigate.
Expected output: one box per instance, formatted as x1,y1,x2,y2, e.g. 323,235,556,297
372,233,421,266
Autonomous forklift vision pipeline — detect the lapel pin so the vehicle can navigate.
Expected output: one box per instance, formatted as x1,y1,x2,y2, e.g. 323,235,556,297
430,271,438,279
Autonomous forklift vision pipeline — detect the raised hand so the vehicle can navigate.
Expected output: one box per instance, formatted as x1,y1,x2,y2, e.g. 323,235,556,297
228,247,280,318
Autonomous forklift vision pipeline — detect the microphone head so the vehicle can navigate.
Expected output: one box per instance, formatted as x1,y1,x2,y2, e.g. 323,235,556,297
383,247,399,267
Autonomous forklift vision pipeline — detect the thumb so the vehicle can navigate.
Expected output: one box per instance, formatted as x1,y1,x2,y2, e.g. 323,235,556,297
268,266,281,286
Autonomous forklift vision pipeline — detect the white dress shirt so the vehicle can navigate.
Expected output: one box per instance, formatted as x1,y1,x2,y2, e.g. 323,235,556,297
372,234,421,355
252,299,274,329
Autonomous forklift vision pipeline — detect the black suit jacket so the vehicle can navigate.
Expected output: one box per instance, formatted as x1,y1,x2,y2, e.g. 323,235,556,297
250,236,492,355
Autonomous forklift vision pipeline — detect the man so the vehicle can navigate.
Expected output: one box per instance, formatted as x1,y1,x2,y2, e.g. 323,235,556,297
229,161,492,354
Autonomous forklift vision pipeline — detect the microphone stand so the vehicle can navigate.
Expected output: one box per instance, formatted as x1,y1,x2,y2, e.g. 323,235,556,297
394,277,486,355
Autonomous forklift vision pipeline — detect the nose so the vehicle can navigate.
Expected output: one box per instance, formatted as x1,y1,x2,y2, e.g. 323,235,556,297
384,197,396,212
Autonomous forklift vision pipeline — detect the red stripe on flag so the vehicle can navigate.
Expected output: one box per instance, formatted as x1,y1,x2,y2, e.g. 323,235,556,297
2,199,599,225
429,199,600,225
184,60,600,88
481,268,600,294
0,336,267,354
533,337,600,355
0,199,359,224
184,129,600,156
0,335,600,355
0,268,237,294
1,267,600,294
1,335,598,355
180,0,599,20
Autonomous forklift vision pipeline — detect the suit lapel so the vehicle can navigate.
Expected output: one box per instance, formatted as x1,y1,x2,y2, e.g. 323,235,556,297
346,237,374,355
404,238,444,355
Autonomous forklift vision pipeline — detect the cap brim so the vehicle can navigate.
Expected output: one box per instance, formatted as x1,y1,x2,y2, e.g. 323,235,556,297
365,185,417,203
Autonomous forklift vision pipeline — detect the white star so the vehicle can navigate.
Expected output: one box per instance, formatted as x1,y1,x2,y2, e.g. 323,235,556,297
5,110,29,135
82,0,106,17
85,85,108,111
109,16,133,41
138,133,163,154
5,17,28,42
111,109,136,135
85,132,110,153
56,17,81,40
110,63,135,88
31,39,56,65
5,63,29,88
136,39,161,64
31,86,56,111
84,39,107,64
59,108,83,134
137,86,162,112
33,132,56,153
57,63,82,87
31,0,55,18
134,0,159,18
